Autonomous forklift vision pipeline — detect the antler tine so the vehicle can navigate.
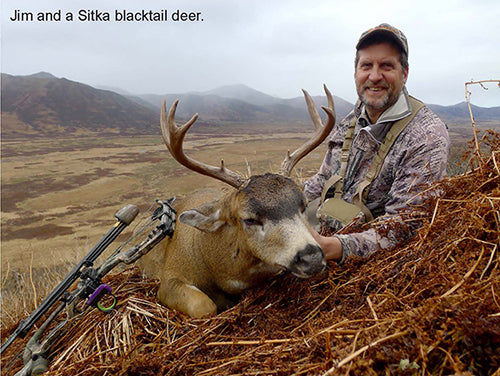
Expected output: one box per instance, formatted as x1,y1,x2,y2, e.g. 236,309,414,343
324,84,335,114
302,89,323,131
160,99,246,188
279,85,336,177
160,99,198,154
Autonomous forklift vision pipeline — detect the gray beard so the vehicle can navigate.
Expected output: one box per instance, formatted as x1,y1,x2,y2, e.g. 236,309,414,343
360,89,392,111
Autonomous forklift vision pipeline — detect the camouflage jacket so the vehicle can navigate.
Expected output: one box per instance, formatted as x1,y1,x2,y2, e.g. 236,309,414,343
304,89,450,263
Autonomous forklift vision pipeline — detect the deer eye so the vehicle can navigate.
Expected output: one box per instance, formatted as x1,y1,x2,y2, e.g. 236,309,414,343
243,218,263,227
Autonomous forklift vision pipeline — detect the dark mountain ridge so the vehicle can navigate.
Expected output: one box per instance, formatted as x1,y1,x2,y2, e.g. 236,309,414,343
135,88,354,124
428,102,500,121
1,73,158,137
1,72,499,138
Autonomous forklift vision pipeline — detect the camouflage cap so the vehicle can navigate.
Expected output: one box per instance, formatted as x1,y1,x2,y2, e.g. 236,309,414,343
356,23,408,56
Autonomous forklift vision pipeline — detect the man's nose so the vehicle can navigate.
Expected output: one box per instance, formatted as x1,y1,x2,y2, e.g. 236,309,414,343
368,66,383,82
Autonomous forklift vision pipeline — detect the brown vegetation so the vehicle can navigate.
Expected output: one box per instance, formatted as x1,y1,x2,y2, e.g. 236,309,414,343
1,133,325,272
2,78,499,373
2,130,499,376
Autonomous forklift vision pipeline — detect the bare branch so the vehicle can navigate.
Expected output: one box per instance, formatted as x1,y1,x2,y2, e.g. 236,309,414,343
464,79,500,166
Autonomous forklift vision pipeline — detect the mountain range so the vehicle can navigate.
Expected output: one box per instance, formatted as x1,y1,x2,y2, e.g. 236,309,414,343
1,72,157,137
1,72,499,138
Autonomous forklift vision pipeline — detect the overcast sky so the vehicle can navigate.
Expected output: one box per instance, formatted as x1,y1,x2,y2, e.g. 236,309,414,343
1,0,499,107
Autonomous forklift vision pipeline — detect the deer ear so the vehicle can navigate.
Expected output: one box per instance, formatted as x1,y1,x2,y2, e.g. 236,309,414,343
179,202,226,232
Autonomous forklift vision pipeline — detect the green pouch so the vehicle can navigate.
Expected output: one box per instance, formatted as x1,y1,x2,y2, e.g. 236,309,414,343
318,197,363,227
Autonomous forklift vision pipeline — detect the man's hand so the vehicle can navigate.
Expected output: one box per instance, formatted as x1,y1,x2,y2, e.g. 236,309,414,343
310,228,343,262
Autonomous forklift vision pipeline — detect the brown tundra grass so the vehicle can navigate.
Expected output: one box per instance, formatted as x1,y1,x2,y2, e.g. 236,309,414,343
1,130,499,376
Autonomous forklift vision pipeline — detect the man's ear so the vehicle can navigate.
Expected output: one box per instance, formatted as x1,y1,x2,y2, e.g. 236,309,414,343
403,66,409,84
178,201,226,232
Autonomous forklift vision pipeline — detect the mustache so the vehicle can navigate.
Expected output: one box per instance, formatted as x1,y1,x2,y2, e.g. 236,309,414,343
362,82,390,90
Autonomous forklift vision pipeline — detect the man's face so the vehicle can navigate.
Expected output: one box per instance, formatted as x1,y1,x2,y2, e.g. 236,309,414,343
355,42,409,122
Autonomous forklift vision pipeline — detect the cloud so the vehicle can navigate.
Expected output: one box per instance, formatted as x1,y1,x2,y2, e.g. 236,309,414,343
1,0,499,106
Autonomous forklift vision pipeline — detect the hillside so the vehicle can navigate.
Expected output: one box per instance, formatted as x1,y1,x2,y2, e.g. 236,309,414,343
135,87,353,124
197,84,283,106
1,72,499,139
1,73,158,137
428,102,500,121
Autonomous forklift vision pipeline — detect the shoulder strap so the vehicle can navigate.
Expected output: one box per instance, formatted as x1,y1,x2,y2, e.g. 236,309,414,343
321,97,425,206
319,117,356,203
354,96,425,204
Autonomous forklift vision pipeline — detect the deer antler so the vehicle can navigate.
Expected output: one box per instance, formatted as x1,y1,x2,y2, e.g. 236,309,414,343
279,85,336,176
160,99,247,188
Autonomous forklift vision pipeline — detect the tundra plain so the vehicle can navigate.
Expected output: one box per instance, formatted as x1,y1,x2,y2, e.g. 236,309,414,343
2,113,494,275
1,130,329,273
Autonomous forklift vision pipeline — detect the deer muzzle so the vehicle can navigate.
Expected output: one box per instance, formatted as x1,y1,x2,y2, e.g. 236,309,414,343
288,244,326,278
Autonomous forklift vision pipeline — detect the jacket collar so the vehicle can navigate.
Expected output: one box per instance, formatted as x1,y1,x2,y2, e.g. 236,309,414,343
355,87,412,125
354,87,412,143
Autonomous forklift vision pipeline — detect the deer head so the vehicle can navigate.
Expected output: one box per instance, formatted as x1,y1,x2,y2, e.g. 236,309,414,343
159,86,335,279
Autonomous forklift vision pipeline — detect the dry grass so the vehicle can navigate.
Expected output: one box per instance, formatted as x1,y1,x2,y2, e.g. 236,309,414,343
1,133,327,272
2,130,499,376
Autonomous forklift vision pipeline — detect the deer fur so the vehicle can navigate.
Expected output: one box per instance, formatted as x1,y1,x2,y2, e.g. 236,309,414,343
139,86,336,317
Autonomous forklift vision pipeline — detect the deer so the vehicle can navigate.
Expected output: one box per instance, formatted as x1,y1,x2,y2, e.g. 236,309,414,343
139,85,336,317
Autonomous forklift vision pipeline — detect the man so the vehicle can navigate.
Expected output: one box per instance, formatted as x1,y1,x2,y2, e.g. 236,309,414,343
304,24,450,264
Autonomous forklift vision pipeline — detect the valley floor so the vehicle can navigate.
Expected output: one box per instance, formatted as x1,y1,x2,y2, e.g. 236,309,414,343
1,132,328,271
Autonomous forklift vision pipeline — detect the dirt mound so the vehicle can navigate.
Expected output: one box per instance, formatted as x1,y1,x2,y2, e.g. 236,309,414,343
2,132,499,376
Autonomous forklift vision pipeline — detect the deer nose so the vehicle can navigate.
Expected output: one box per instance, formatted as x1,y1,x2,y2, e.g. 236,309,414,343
290,244,325,278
